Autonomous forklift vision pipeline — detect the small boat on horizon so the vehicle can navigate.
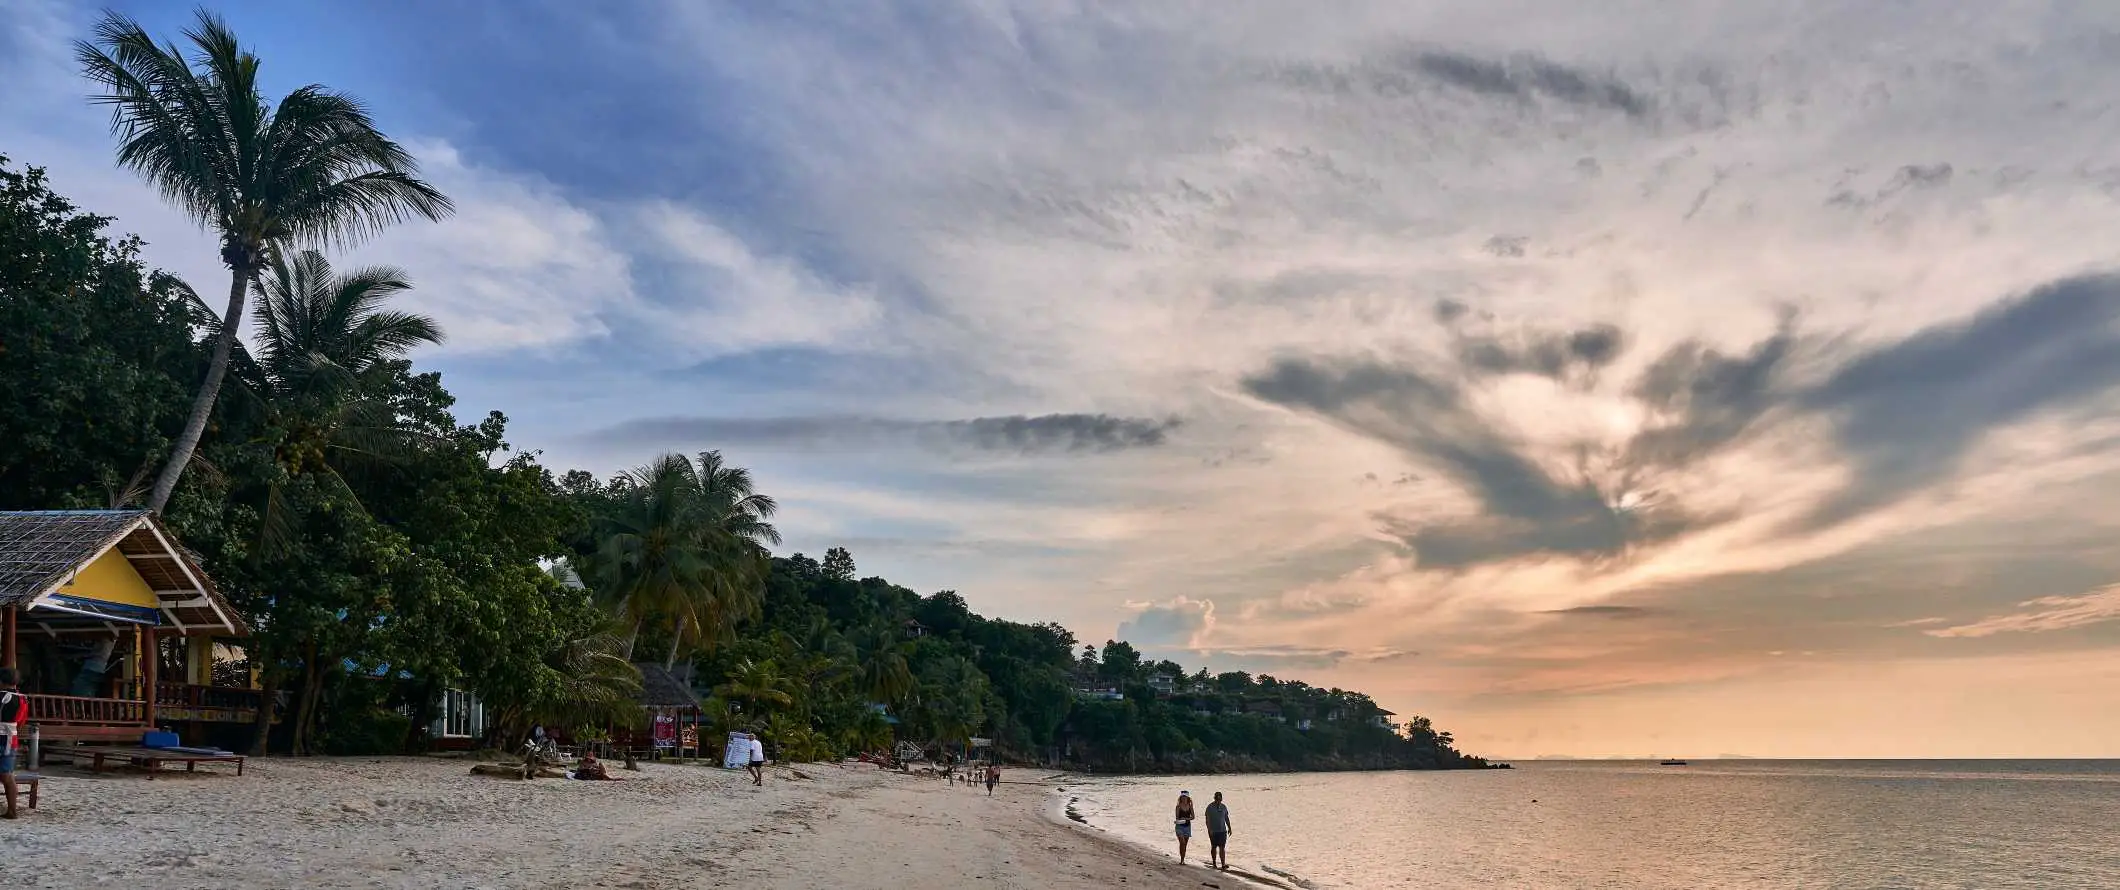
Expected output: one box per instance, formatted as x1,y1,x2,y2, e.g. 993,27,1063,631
1659,758,1688,766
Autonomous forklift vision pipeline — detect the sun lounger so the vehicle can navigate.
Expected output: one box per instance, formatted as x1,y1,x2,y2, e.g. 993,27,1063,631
47,744,244,779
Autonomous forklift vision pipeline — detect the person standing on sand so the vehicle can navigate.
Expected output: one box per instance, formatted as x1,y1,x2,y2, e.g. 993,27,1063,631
1205,792,1232,870
984,763,1000,796
0,668,21,819
1174,791,1196,864
747,732,767,786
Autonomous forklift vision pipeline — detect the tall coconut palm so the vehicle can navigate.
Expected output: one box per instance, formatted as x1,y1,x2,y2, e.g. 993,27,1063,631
77,10,452,513
581,451,779,664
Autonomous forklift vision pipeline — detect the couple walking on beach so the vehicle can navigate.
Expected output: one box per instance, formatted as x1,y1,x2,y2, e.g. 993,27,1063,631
1174,790,1233,870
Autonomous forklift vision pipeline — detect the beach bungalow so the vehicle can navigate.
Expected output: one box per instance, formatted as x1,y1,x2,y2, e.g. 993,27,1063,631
1369,709,1397,730
0,510,254,745
901,618,928,640
624,662,702,759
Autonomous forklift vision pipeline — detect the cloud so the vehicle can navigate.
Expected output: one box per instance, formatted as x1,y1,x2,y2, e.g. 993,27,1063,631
585,412,1182,456
345,142,635,353
1927,585,2120,639
1272,46,1651,118
631,202,885,358
1543,605,1653,619
1623,319,1797,471
1116,596,1217,649
1455,322,1627,383
1799,276,2120,529
1242,354,1704,568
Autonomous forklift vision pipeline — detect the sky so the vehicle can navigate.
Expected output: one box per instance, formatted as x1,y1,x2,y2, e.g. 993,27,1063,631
8,0,2120,758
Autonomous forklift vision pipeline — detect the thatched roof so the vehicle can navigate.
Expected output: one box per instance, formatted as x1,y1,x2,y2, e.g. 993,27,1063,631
634,662,702,710
0,510,248,635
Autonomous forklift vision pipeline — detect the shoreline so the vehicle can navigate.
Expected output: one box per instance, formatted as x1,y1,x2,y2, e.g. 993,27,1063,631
8,755,1275,889
1042,773,1306,890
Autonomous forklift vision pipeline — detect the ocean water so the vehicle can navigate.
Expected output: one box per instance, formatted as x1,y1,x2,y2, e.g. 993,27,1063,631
1059,760,2120,889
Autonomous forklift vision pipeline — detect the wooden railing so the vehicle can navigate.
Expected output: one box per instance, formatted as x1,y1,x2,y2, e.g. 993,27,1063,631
111,681,263,722
25,693,148,726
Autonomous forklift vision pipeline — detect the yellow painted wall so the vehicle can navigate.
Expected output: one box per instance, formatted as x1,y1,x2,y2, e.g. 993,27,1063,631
56,547,161,610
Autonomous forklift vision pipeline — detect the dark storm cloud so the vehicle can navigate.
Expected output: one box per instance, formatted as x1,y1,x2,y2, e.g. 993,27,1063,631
1796,274,2120,529
588,412,1181,456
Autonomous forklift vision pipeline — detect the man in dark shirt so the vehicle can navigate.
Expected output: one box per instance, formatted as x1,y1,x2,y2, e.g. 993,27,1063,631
1204,791,1232,870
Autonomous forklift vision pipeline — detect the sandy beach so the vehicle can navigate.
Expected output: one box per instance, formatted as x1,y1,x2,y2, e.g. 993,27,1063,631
5,756,1252,890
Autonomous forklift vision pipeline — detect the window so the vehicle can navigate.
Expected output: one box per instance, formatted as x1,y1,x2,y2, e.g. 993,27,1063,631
438,689,484,738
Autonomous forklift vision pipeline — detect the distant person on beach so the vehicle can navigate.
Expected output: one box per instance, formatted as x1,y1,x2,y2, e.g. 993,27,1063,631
1174,791,1196,864
574,751,611,780
0,668,20,819
747,733,766,786
1205,792,1232,870
985,763,1000,796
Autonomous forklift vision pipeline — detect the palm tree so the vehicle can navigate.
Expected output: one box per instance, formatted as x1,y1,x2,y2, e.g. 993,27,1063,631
716,658,795,719
580,451,778,664
209,250,442,549
77,10,452,512
855,625,916,707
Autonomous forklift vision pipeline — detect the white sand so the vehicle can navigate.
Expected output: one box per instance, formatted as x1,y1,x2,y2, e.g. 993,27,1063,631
6,756,1256,890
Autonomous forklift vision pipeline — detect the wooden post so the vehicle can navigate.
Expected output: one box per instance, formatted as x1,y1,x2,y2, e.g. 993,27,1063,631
142,626,158,727
3,604,16,670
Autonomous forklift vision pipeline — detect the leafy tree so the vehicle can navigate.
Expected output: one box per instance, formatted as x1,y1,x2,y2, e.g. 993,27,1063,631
0,156,197,508
76,9,451,512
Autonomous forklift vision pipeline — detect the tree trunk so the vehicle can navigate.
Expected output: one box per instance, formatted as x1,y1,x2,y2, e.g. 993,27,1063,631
621,615,642,661
249,674,278,756
291,643,320,755
148,266,250,513
663,617,687,670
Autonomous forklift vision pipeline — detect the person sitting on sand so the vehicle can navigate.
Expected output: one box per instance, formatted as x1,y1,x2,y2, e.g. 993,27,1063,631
574,751,611,781
1174,791,1196,864
1205,792,1232,870
984,763,1000,796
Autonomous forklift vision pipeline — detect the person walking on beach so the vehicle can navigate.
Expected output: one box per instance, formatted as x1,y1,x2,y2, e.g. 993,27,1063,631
1205,792,1232,870
984,763,1000,796
747,732,766,786
0,668,21,819
1174,791,1196,864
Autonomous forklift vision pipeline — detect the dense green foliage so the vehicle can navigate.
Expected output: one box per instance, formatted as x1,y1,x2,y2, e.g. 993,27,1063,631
2,14,1486,770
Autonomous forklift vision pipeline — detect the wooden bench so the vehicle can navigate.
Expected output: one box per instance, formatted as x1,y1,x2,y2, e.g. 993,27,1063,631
47,745,244,779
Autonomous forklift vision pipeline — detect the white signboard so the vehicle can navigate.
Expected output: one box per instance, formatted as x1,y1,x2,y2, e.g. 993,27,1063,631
722,732,751,769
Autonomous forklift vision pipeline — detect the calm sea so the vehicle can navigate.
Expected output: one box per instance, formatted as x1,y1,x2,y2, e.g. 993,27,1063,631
1058,760,2120,889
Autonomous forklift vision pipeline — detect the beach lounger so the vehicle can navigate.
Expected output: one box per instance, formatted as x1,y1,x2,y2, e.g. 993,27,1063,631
47,744,245,779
